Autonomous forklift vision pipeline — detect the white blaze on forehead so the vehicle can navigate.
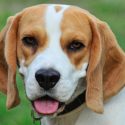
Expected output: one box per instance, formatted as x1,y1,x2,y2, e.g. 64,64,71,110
37,4,71,70
45,5,69,36
45,5,69,48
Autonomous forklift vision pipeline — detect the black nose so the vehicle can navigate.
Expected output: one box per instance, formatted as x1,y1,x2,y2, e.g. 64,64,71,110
35,68,60,90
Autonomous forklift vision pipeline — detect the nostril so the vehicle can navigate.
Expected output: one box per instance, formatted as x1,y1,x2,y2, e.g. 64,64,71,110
35,70,46,83
35,68,60,90
49,70,60,83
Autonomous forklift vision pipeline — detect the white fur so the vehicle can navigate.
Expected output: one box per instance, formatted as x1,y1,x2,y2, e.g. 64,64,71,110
19,59,27,76
19,4,88,102
75,87,125,125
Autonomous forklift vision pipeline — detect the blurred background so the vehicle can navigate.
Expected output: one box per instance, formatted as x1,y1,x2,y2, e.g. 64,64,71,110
0,0,125,125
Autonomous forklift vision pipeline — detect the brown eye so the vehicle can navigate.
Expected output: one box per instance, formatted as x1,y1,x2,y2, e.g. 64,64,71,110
22,37,38,47
67,40,85,52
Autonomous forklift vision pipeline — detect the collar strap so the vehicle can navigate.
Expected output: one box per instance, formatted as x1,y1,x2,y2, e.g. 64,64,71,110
58,91,86,116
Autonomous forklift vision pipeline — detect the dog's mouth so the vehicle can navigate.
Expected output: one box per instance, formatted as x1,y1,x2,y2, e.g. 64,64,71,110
32,96,64,115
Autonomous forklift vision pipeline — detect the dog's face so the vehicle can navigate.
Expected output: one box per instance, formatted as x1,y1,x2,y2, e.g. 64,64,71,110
0,4,125,116
18,5,90,115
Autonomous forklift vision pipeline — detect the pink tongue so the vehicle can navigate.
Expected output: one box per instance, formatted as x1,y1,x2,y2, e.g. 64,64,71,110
34,99,59,114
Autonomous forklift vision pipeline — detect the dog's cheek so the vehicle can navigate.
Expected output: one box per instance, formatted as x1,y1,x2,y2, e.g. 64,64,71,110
53,62,88,102
18,59,41,100
25,82,41,100
24,69,41,100
53,80,78,102
52,79,79,102
24,74,43,100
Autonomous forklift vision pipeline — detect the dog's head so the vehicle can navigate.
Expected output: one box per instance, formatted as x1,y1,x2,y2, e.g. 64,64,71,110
0,4,125,115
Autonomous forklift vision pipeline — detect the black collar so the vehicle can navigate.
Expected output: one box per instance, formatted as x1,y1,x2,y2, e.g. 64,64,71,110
58,91,86,116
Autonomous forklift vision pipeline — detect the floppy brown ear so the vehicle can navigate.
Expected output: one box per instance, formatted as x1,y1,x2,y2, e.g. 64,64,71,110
100,23,125,100
86,17,125,113
0,14,22,109
0,16,14,94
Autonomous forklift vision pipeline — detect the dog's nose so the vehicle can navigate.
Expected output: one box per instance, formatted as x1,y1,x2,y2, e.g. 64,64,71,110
35,68,60,90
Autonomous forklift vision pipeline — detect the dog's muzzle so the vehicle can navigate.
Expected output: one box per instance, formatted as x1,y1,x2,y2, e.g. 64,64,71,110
33,68,61,115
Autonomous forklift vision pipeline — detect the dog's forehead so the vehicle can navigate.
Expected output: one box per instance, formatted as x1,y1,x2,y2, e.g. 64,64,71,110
18,4,91,68
19,4,69,29
19,4,91,40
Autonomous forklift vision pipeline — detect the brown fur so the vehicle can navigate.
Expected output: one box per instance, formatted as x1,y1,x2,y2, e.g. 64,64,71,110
61,7,91,69
86,14,125,113
0,16,20,108
55,5,62,12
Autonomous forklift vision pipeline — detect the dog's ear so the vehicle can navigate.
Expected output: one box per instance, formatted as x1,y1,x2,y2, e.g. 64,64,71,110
0,13,22,109
86,16,125,113
0,16,15,95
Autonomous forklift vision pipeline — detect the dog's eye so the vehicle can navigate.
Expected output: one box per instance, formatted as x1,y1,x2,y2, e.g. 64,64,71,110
22,37,38,47
67,40,85,52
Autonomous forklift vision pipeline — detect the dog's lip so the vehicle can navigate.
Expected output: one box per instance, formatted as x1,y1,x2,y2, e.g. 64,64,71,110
31,95,64,115
31,95,64,104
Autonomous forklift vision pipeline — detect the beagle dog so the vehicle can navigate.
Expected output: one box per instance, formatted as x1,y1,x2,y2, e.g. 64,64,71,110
0,4,125,125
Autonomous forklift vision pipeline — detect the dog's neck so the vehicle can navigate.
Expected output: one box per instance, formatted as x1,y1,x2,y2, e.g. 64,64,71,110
58,91,85,115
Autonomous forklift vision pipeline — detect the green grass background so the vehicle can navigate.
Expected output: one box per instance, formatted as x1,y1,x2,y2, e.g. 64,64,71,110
0,0,125,125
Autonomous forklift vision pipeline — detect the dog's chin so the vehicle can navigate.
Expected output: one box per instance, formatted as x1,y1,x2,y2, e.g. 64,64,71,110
31,95,65,116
